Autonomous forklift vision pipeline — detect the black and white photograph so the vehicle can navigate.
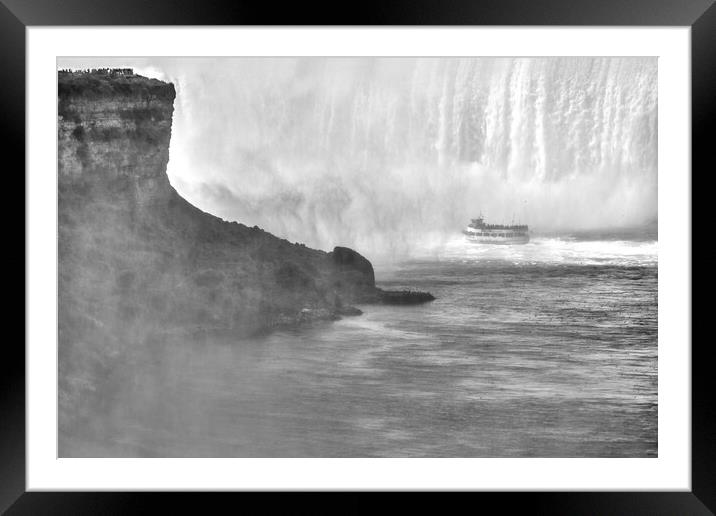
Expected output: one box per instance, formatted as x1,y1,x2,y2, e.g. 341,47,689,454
57,56,658,458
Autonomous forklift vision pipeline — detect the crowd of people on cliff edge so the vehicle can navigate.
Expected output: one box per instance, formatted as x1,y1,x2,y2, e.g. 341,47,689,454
59,68,135,76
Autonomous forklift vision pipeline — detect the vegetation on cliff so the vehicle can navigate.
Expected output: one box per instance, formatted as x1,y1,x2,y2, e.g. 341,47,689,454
58,69,175,101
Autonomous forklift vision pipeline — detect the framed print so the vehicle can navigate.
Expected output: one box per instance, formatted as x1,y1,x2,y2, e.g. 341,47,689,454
9,0,713,513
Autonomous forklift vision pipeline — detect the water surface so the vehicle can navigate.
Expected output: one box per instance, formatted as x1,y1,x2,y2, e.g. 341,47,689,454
62,237,657,457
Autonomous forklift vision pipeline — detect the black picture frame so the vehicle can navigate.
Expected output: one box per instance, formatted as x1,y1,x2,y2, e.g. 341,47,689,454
8,0,712,513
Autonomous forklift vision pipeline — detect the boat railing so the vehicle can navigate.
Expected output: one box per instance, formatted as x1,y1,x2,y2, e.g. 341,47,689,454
468,224,528,231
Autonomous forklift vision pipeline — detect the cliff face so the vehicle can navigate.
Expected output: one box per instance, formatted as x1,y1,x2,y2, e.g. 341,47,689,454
58,70,385,342
57,70,433,437
58,71,176,204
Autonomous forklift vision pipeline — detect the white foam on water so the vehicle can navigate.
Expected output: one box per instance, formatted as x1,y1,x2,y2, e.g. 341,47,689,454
414,235,657,267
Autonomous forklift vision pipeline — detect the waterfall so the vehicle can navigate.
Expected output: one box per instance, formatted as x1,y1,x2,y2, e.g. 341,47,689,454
153,57,657,260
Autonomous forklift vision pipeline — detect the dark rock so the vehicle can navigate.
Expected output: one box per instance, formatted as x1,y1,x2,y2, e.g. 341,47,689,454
274,262,315,290
329,246,375,286
336,305,363,316
378,289,436,305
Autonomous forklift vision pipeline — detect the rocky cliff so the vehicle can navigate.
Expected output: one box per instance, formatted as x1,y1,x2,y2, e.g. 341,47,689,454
58,70,175,204
58,70,433,348
58,69,437,436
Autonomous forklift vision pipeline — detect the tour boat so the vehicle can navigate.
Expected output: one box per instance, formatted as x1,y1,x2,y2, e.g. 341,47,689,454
462,215,530,245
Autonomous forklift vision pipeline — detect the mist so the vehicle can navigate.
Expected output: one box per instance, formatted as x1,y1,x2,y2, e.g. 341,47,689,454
59,57,658,261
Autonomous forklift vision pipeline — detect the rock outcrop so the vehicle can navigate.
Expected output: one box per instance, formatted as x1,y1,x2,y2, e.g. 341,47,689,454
58,69,433,343
58,69,176,204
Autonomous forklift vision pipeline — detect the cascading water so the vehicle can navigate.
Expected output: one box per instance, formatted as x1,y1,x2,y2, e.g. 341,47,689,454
153,57,657,260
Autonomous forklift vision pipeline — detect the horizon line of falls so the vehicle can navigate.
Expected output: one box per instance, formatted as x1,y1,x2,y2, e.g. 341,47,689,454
164,57,657,261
